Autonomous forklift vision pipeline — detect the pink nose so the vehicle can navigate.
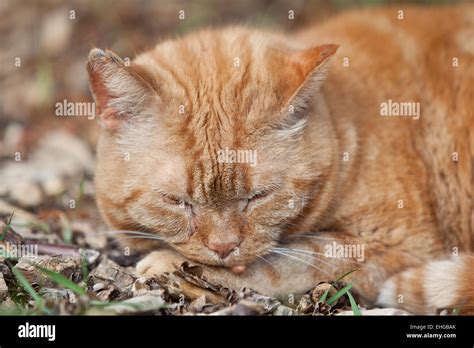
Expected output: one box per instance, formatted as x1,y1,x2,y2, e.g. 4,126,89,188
207,242,238,259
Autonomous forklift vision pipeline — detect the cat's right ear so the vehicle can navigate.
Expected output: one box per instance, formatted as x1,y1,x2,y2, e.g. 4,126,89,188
87,48,156,131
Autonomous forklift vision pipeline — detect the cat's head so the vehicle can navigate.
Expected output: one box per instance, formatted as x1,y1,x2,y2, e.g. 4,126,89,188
87,27,338,270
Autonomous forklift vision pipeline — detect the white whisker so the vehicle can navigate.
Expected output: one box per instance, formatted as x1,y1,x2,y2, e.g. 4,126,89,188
291,234,419,261
273,247,339,269
270,250,332,278
256,254,275,268
275,247,361,266
274,247,327,257
102,230,158,237
109,236,164,244
291,234,348,242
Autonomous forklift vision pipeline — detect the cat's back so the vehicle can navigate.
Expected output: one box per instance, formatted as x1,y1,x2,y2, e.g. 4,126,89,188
296,4,474,95
297,4,474,249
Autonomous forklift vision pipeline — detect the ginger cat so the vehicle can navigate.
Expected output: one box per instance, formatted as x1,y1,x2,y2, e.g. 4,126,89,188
87,4,474,314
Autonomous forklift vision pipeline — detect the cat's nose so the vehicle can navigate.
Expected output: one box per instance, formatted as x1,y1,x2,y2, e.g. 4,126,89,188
206,242,238,259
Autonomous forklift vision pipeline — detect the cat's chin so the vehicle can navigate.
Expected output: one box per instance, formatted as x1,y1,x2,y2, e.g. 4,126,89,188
188,257,249,271
172,245,255,270
184,255,251,274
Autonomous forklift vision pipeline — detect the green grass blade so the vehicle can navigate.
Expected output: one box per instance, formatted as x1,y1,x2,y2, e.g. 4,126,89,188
59,214,73,245
347,290,361,315
10,266,45,311
452,306,461,315
327,282,354,305
319,288,331,303
334,269,358,282
35,265,86,296
1,212,14,241
319,269,359,303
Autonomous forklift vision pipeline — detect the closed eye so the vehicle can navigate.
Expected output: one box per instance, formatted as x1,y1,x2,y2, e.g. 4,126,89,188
161,194,184,205
156,190,190,208
249,190,272,201
239,189,274,212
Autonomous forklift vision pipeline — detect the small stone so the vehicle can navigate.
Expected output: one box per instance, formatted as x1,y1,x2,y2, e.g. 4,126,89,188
296,294,314,314
312,282,336,303
92,282,106,292
39,288,74,302
272,305,296,316
131,277,164,297
13,255,82,287
79,248,100,265
234,300,267,315
102,291,166,314
89,258,136,289
95,286,118,301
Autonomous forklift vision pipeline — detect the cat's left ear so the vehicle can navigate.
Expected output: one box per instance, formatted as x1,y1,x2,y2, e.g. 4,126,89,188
287,44,338,102
87,48,157,131
272,44,338,135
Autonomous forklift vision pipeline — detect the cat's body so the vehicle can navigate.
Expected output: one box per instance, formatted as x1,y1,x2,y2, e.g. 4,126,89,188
88,4,474,314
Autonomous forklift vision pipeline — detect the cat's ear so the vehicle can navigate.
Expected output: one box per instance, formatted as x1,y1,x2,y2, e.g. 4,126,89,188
87,48,157,130
287,44,338,102
273,44,338,136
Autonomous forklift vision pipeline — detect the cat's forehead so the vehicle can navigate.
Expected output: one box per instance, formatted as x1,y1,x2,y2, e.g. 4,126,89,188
188,158,251,204
152,28,261,71
140,109,255,204
134,28,283,117
132,29,285,203
179,113,254,203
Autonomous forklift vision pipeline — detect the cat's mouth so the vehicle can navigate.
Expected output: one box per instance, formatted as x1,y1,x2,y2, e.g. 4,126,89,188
172,244,261,274
171,235,277,274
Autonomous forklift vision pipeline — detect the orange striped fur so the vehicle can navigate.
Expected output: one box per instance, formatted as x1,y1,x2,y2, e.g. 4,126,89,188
88,4,474,314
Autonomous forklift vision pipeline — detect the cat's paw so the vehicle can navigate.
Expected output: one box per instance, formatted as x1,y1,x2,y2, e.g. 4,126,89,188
135,249,186,278
135,250,247,292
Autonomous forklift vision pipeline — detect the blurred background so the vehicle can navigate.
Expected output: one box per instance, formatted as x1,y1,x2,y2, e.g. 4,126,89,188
0,0,466,245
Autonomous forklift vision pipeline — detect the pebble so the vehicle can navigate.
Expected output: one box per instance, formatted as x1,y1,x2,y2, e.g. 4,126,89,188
102,292,166,314
93,282,106,292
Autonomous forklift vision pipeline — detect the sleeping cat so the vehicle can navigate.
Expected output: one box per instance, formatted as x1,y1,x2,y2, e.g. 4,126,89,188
87,4,474,314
